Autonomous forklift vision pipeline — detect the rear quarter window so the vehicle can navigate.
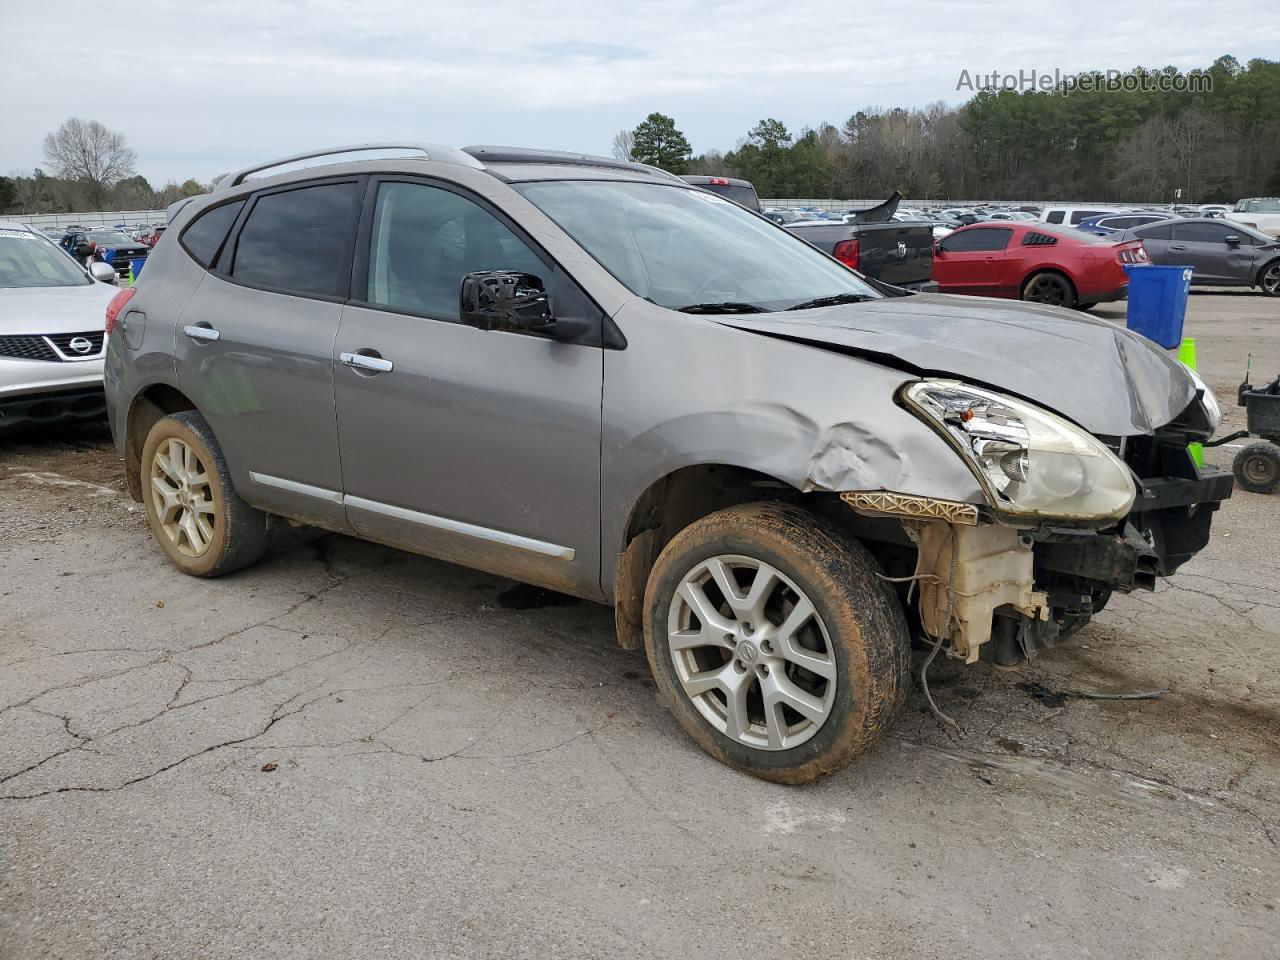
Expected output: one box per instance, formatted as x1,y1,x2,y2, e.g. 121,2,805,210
1045,211,1065,224
181,200,245,267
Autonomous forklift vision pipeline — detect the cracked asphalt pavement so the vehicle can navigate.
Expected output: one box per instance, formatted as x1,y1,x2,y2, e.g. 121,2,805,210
2,292,1278,959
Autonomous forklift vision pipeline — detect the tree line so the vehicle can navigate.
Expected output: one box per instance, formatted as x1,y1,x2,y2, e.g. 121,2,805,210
6,57,1277,215
0,118,209,215
618,56,1280,203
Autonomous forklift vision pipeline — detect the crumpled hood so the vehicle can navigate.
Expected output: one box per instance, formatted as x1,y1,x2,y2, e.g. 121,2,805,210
0,282,119,335
715,294,1198,436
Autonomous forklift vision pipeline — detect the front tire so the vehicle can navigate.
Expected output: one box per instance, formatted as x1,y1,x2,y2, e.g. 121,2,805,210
141,411,269,576
642,502,910,784
1259,260,1280,297
1233,442,1280,494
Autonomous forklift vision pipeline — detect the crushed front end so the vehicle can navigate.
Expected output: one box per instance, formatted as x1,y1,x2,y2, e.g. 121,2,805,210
846,385,1232,667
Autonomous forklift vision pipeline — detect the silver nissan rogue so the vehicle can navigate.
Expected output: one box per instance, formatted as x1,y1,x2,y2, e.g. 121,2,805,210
104,144,1231,783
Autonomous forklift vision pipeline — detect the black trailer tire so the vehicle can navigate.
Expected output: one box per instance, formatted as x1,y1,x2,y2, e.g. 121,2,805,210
141,411,269,576
1233,442,1280,494
642,501,911,784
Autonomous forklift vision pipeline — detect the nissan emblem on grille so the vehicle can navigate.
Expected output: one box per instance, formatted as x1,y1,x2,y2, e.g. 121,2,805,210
69,337,93,354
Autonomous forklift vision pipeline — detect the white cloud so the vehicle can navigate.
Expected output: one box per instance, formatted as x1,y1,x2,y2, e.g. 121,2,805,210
1,0,1276,184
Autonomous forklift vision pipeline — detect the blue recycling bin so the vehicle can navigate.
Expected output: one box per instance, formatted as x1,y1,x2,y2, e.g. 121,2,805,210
130,257,145,278
1123,264,1192,349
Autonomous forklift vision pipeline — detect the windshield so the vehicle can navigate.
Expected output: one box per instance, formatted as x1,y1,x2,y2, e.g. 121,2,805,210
0,230,90,288
1238,199,1280,213
87,230,136,245
516,181,879,311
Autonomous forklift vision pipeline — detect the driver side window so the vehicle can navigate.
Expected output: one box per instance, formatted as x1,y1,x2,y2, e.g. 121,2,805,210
366,182,544,322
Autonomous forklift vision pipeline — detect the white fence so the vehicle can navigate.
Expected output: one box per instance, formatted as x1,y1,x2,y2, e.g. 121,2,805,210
16,210,168,230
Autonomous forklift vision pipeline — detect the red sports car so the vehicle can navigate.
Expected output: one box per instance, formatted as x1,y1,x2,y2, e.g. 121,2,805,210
931,222,1148,309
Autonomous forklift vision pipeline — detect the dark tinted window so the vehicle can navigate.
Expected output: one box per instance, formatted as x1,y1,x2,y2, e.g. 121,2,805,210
1068,209,1109,224
366,181,544,320
1101,216,1142,229
182,200,244,267
1174,221,1235,243
942,227,1013,252
1045,211,1065,224
1135,223,1175,241
231,182,360,297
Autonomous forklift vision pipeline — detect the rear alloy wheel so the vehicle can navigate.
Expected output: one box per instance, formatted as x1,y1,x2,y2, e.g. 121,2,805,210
1022,271,1077,308
141,411,269,576
643,502,910,784
1233,442,1280,494
1260,261,1280,297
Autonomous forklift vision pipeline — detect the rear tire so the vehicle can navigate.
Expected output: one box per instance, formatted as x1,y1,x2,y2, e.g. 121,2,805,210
642,502,910,784
1022,271,1077,309
1233,442,1280,494
141,411,269,576
1075,302,1097,311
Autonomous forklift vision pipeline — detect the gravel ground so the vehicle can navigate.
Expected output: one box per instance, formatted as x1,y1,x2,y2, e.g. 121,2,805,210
1,292,1277,959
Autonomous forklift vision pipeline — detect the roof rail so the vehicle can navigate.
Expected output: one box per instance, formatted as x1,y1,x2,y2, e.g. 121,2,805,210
213,142,484,192
462,145,684,182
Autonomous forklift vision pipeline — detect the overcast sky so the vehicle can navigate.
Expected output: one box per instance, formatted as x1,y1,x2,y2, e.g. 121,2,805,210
2,0,1277,185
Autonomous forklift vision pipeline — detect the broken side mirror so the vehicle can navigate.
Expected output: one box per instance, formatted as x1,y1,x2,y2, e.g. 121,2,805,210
459,271,554,334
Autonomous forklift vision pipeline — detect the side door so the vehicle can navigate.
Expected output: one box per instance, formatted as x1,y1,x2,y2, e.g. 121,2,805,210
1133,222,1175,264
333,178,605,598
932,227,1013,293
174,178,363,531
1170,221,1253,283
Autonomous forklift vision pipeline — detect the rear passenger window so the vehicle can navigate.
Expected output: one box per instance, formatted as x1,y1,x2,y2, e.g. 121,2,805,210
1135,223,1174,241
231,182,360,297
365,181,544,321
181,200,244,267
1045,211,1064,224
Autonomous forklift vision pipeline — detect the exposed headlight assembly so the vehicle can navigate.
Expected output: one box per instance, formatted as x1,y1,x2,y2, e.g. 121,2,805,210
1185,367,1223,430
903,380,1136,525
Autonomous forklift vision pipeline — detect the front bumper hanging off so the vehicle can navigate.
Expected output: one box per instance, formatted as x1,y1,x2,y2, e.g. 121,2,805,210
845,463,1234,665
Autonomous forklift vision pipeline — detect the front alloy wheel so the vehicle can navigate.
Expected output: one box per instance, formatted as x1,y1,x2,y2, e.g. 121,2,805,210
1261,261,1280,297
150,437,217,557
643,502,911,784
668,555,837,750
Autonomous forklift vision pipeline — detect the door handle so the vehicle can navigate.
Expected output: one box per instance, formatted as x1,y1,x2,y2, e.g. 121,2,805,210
340,351,393,374
183,324,220,342
1169,244,1188,251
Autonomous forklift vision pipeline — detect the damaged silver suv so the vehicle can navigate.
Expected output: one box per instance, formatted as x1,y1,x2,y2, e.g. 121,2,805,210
104,144,1231,783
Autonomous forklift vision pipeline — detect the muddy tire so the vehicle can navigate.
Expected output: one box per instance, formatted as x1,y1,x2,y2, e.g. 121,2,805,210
1022,271,1077,309
1233,442,1280,494
642,502,910,784
141,411,269,576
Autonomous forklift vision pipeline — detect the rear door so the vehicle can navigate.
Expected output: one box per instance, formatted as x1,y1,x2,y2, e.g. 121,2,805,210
1133,222,1175,265
854,223,934,287
1170,220,1254,283
174,178,363,530
931,226,1014,293
333,177,605,598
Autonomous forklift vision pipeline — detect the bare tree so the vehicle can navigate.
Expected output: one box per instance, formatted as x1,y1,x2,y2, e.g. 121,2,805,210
611,129,635,161
42,118,136,208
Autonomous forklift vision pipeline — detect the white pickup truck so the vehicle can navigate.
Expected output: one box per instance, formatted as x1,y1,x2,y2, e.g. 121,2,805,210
1226,197,1280,238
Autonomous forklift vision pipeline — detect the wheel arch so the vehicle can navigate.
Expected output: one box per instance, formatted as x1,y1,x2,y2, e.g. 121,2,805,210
123,382,199,501
611,462,829,651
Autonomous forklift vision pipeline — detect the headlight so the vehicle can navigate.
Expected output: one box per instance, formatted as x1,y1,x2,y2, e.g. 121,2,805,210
1185,368,1222,430
902,380,1136,525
